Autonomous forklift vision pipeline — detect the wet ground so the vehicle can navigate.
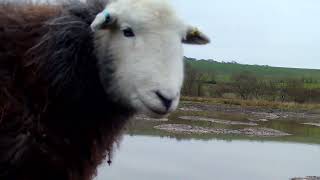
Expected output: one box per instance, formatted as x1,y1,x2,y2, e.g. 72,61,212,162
96,100,320,180
126,100,320,144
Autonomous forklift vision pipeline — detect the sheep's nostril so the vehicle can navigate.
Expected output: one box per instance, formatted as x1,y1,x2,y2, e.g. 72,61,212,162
155,91,173,111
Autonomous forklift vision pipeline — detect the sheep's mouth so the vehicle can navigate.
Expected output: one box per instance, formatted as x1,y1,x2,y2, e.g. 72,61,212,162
145,105,168,116
138,98,168,116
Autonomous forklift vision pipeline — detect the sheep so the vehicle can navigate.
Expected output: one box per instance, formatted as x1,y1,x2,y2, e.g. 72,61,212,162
0,0,210,180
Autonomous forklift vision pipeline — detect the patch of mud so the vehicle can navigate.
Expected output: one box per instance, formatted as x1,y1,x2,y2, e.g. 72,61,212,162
154,124,213,134
179,107,202,112
291,176,320,180
134,115,168,122
179,116,258,126
154,124,291,137
180,103,320,121
239,128,291,137
248,118,269,122
302,123,320,127
250,112,280,121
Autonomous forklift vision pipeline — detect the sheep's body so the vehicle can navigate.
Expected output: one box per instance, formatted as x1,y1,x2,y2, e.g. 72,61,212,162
0,2,133,180
0,0,209,179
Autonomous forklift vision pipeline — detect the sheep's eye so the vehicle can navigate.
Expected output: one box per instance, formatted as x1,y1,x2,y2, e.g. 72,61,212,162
122,27,135,37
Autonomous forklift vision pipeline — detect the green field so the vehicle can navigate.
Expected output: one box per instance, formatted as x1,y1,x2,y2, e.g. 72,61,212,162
185,57,320,83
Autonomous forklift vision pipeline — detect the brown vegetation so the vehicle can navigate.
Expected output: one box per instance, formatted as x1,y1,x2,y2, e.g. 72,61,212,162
183,64,320,104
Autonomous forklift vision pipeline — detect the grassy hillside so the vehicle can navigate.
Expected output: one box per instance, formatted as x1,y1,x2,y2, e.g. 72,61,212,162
185,57,320,83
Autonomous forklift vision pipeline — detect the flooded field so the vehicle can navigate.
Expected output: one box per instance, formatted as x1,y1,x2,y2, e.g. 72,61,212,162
96,100,320,180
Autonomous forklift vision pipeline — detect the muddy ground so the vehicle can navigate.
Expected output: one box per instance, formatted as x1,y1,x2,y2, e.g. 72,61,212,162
179,101,320,122
154,124,291,137
133,100,320,138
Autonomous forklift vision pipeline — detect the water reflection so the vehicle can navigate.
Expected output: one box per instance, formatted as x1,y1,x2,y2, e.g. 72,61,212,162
96,135,320,180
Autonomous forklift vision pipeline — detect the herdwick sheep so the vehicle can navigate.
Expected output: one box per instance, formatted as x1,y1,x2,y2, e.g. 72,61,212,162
0,0,210,180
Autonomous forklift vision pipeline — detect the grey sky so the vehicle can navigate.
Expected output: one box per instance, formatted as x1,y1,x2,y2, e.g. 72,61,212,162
171,0,320,69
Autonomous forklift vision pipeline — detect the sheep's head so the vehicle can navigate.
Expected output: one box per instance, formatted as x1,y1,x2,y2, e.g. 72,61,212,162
92,0,209,117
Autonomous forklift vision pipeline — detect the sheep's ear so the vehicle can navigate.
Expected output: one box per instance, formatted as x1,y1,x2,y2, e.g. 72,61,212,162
90,9,116,32
182,27,210,45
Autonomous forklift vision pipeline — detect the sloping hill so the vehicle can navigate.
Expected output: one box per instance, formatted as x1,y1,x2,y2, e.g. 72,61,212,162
185,57,320,83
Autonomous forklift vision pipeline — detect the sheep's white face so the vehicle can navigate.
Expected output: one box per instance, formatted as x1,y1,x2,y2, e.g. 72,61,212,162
92,0,209,117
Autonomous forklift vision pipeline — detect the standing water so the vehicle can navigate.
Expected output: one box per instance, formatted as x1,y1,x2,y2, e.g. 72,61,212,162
96,101,320,180
96,135,320,180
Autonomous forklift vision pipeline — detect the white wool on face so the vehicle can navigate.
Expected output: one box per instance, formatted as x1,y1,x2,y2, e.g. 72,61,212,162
94,0,188,117
107,0,181,26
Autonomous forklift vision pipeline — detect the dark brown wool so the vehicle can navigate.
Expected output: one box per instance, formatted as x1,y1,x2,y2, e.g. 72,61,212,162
0,1,134,180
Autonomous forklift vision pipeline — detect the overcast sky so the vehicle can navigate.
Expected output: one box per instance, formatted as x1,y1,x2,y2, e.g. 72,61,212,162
171,0,320,69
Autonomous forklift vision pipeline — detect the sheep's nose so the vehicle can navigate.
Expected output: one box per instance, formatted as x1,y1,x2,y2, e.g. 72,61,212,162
155,91,174,111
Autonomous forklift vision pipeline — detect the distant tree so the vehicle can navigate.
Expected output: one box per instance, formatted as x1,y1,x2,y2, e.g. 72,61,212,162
248,79,272,100
182,63,198,96
230,71,258,99
197,70,216,96
307,88,320,102
278,80,289,102
286,79,306,103
212,83,232,98
182,63,216,96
